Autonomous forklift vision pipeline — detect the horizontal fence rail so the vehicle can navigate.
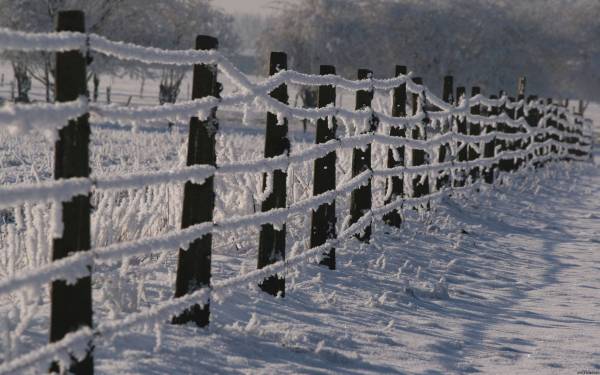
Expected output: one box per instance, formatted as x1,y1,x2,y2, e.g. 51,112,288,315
0,11,595,374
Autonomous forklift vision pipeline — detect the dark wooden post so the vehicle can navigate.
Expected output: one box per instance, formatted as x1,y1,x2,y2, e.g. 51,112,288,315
257,52,289,296
538,98,545,163
411,77,430,203
468,86,481,182
525,95,539,166
562,107,570,160
547,98,558,160
566,102,579,160
552,99,561,159
497,90,513,174
383,65,407,228
575,111,587,159
514,77,526,170
455,85,467,187
572,117,579,159
572,112,582,158
350,68,376,242
50,10,92,375
506,96,518,172
483,95,498,183
173,35,219,327
310,65,337,270
553,101,561,158
436,76,453,191
569,107,583,159
556,102,567,160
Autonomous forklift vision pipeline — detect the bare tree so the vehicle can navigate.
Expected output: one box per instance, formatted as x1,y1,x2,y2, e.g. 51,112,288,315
256,0,600,101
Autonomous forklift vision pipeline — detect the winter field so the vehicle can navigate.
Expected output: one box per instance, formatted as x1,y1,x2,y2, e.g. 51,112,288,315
0,60,599,375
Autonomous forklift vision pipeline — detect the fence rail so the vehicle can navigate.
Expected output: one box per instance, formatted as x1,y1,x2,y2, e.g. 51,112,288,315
0,10,594,374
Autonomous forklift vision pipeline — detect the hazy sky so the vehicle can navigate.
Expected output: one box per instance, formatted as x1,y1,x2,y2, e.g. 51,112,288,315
215,0,282,14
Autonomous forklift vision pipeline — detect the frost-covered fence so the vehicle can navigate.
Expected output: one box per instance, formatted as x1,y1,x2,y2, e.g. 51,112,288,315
0,10,595,374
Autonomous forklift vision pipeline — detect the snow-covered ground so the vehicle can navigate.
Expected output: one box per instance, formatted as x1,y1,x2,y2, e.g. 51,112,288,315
86,158,598,375
2,133,598,374
0,64,598,373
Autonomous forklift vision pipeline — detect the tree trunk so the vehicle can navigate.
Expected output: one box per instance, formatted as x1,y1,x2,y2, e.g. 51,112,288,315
12,62,31,103
45,61,51,102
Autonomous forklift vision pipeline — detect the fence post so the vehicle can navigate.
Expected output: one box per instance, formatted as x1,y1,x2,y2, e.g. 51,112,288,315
350,68,376,242
556,103,566,160
525,95,539,166
579,117,584,158
437,76,453,191
573,113,581,158
468,86,481,182
565,110,573,159
565,113,571,160
515,77,526,170
410,77,430,205
483,95,498,183
257,52,289,296
507,96,519,172
173,35,219,327
547,98,558,160
383,65,407,228
534,97,542,165
50,10,92,375
553,100,561,159
557,103,567,160
455,85,467,187
566,111,574,160
310,65,337,270
582,116,589,159
497,90,512,175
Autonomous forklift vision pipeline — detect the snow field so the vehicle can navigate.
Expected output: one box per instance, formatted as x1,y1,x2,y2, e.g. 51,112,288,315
91,159,599,374
0,110,594,374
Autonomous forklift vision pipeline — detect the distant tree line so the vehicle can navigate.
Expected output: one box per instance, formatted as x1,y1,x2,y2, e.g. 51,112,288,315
254,0,600,105
1,0,598,110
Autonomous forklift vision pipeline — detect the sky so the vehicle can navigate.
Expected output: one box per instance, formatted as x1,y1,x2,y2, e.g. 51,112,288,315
214,0,282,14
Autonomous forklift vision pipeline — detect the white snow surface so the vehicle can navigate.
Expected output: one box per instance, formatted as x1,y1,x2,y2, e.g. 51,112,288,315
89,160,600,375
